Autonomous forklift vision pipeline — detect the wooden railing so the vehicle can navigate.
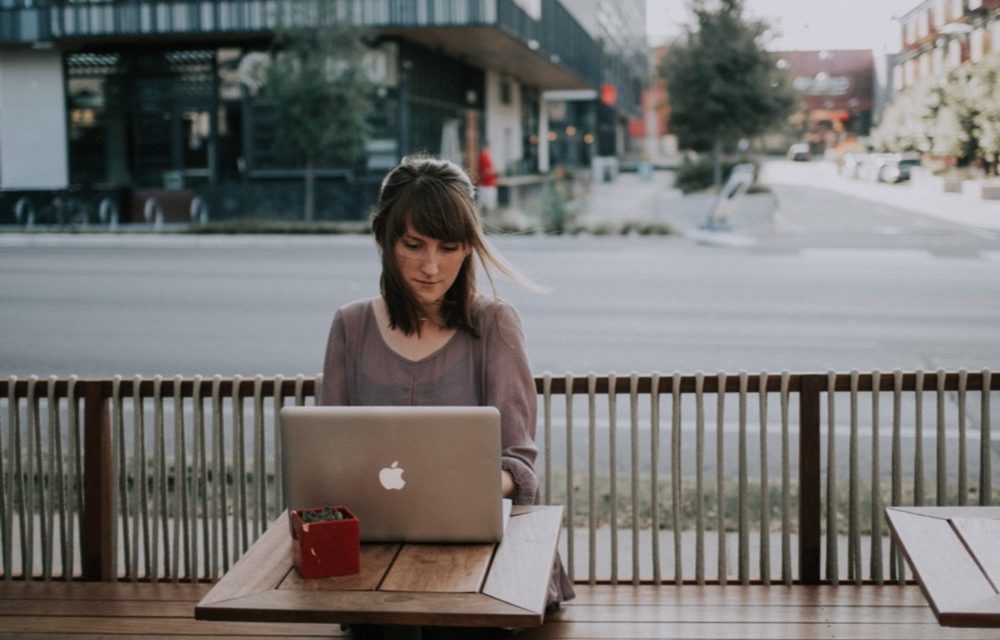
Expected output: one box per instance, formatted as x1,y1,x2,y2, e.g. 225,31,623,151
1,370,996,584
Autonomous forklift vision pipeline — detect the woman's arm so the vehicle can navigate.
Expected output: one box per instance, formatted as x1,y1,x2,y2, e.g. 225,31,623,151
320,309,349,406
485,302,539,505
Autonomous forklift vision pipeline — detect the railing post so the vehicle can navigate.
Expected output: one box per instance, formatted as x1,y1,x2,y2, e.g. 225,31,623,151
81,381,113,581
798,375,822,584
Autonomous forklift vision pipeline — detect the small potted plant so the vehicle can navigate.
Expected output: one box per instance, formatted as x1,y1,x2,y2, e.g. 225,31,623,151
289,505,360,578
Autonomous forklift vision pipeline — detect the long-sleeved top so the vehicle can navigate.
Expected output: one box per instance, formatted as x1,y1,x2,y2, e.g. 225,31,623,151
320,294,574,605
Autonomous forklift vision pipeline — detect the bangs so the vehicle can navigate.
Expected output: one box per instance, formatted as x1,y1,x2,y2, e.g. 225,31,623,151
389,176,478,244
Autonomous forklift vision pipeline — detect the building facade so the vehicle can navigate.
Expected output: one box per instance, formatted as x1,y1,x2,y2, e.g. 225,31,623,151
0,0,643,222
774,50,875,154
893,0,1000,91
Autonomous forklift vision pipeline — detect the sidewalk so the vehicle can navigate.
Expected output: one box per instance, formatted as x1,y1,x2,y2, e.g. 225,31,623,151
571,160,1000,236
758,160,1000,232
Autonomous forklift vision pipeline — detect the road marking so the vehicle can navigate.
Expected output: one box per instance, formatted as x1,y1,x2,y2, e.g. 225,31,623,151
799,248,934,261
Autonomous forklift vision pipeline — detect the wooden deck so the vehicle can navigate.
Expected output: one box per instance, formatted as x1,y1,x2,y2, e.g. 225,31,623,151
3,582,1000,639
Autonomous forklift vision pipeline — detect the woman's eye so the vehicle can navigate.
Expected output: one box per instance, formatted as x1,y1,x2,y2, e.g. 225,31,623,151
403,241,421,250
440,244,460,252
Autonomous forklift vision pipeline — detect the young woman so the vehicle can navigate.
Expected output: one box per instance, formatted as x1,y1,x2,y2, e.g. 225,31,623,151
320,155,574,621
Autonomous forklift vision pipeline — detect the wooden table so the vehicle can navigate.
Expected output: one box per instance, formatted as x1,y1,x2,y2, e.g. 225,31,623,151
195,505,563,630
885,506,1000,627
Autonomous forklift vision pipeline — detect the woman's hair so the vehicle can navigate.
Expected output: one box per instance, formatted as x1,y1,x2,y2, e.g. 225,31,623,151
370,154,540,337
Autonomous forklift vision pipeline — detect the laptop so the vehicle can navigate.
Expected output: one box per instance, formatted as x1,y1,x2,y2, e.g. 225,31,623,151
279,405,509,543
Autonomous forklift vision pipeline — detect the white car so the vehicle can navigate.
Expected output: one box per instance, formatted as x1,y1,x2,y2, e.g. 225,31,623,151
786,143,811,161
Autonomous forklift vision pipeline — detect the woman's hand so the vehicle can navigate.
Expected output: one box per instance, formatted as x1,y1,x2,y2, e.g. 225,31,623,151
501,469,515,499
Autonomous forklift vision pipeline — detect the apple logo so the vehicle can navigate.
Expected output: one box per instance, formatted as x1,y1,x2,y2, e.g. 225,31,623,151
379,461,406,490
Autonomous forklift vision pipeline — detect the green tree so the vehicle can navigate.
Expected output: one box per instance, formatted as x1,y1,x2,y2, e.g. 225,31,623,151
659,0,796,189
260,24,373,221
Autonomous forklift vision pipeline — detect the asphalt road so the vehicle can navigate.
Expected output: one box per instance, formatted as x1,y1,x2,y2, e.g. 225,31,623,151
2,181,999,379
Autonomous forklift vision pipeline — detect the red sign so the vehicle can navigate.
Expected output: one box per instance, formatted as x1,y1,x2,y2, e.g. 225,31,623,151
601,84,617,106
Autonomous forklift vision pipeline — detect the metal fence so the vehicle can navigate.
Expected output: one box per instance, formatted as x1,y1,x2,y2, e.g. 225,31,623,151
1,370,996,584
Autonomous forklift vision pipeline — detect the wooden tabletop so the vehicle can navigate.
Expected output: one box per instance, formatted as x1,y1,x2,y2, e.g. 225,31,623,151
195,505,563,629
885,506,1000,628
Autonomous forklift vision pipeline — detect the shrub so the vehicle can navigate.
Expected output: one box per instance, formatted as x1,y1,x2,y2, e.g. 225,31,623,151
673,156,760,194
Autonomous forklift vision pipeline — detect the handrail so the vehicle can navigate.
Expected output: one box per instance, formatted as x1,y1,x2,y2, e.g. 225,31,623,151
1,370,996,584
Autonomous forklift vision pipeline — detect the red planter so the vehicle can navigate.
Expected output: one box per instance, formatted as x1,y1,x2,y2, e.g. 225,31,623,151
289,505,360,578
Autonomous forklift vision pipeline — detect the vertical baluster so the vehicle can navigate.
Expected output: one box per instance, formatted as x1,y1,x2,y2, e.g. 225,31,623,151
112,376,126,581
758,371,770,586
253,375,265,540
542,374,552,505
629,373,639,585
152,375,166,581
608,372,618,585
981,369,992,505
294,375,305,407
564,373,575,584
737,372,748,585
936,369,947,506
890,370,904,584
825,371,838,585
193,376,207,583
586,374,597,585
67,376,82,581
3,377,17,580
848,370,860,585
45,376,61,580
914,370,925,506
26,376,39,580
870,370,883,585
650,372,662,586
172,375,187,582
211,375,226,579
780,372,792,585
670,372,682,585
132,375,149,581
693,372,704,585
233,375,247,560
715,372,727,585
273,374,286,523
957,370,968,506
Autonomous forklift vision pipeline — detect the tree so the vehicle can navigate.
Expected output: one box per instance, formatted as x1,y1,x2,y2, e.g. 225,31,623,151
659,0,796,189
260,24,373,221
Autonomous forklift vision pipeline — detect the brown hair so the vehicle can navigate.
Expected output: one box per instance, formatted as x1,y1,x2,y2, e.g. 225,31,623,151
370,155,541,337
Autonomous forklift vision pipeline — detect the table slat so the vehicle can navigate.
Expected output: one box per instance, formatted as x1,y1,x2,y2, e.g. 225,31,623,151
279,544,399,592
952,517,1000,593
379,543,494,593
482,505,563,613
887,508,999,626
196,587,539,627
197,512,293,607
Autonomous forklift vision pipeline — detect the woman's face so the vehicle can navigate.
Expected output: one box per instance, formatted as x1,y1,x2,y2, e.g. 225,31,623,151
393,224,471,312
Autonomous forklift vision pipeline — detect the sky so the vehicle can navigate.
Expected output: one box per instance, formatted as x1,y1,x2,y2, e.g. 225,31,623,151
646,0,919,52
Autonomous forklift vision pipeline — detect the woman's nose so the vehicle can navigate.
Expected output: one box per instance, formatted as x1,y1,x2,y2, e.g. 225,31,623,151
421,251,440,274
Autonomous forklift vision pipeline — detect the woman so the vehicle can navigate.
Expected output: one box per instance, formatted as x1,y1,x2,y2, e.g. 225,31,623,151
320,155,574,630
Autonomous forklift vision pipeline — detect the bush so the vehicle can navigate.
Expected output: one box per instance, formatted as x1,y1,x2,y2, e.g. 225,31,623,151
673,156,760,194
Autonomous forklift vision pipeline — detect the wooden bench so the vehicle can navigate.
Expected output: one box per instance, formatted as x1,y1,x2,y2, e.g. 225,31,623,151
4,581,999,639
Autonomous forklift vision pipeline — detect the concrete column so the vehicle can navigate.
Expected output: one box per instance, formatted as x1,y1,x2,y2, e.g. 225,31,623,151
538,97,549,174
0,49,68,189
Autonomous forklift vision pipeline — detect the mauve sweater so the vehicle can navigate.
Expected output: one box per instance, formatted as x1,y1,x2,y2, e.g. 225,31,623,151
320,295,574,605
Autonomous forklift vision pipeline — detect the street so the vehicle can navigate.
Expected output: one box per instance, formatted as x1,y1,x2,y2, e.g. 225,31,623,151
2,161,999,379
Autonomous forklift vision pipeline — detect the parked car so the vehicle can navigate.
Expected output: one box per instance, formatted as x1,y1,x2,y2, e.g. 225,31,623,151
786,142,811,161
856,153,921,183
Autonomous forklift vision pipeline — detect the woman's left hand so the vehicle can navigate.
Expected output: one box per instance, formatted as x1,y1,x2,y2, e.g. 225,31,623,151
501,469,515,499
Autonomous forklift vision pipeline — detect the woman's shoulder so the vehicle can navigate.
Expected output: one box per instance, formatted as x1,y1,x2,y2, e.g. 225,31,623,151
471,295,524,339
334,297,377,328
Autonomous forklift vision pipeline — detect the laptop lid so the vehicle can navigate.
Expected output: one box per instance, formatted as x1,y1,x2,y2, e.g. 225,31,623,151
279,405,505,543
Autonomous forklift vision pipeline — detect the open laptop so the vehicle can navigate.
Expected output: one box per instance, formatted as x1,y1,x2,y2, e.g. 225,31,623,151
279,405,510,543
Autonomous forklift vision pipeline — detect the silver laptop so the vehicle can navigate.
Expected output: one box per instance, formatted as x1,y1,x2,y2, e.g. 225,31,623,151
280,405,507,543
